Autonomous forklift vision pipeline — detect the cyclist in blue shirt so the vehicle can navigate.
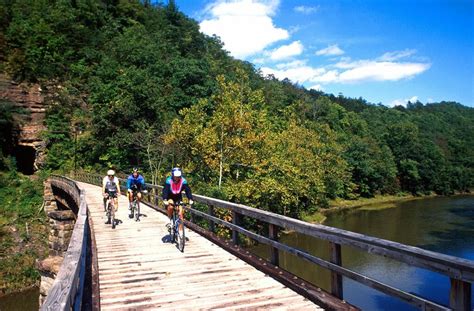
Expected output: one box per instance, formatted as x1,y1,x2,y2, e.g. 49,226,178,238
127,168,146,211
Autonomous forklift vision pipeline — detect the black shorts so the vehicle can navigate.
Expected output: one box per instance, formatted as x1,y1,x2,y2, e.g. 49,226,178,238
107,190,118,198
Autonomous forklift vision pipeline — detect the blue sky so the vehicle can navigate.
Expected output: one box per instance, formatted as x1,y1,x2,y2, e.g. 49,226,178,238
177,0,474,107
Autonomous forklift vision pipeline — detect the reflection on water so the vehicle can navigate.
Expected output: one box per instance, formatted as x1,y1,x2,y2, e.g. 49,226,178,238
0,287,38,311
251,195,474,310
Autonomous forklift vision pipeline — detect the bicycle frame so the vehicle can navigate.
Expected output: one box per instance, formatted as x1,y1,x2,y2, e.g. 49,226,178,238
130,190,140,221
170,202,186,252
105,192,117,229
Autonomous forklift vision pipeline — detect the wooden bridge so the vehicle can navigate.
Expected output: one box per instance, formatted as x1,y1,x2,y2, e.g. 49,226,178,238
41,174,474,310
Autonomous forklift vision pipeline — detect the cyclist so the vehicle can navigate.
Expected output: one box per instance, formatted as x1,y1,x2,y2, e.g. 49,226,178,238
102,169,120,224
126,167,146,211
162,167,193,224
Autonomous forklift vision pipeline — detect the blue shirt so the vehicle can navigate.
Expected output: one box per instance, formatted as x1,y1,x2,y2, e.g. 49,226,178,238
127,174,145,191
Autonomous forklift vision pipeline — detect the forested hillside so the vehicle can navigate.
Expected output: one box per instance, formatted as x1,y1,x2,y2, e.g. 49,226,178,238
1,0,473,218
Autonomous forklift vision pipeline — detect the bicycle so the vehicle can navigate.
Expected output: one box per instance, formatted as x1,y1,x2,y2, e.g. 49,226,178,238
104,191,117,229
129,187,147,221
169,201,186,252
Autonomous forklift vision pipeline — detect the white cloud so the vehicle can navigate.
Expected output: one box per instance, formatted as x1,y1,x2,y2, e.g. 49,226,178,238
388,96,419,107
269,41,303,60
294,5,320,14
260,48,430,86
316,44,344,56
409,96,418,102
338,61,431,83
199,0,289,59
261,66,325,84
309,84,324,91
379,49,417,61
275,60,307,69
260,58,430,86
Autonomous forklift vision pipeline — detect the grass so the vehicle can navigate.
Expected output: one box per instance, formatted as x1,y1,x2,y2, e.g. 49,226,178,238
0,169,48,296
302,193,432,224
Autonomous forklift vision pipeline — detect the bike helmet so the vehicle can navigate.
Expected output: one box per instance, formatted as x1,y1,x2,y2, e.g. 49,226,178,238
171,167,182,177
107,169,115,176
133,167,139,173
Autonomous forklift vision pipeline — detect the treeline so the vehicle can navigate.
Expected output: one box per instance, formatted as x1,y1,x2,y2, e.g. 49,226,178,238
1,0,473,217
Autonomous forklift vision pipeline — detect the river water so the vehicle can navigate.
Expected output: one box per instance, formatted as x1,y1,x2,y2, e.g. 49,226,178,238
253,195,474,310
0,287,38,310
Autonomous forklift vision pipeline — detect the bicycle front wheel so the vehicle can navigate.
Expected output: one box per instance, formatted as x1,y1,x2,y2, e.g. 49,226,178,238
177,220,185,252
135,202,140,221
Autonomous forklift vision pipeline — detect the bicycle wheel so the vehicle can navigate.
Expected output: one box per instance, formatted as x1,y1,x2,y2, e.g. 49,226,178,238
130,201,135,219
177,219,185,252
135,201,140,221
111,202,116,229
170,215,176,243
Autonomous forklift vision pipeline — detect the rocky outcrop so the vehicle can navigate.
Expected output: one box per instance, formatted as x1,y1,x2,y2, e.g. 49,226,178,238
36,256,63,306
0,74,46,170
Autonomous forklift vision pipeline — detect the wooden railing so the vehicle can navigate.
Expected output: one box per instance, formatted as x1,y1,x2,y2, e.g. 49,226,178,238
75,172,473,311
41,175,89,311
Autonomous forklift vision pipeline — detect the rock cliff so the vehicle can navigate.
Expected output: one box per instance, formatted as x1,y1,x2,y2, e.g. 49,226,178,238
0,74,47,172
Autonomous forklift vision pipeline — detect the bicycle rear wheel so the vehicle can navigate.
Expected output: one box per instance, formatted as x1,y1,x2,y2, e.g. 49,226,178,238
111,202,116,229
170,216,176,243
135,201,140,221
177,220,185,252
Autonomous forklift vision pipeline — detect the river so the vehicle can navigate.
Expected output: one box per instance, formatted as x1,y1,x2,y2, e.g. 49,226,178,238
252,195,474,310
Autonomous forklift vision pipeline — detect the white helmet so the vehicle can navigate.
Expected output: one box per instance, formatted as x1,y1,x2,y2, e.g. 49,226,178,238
171,167,182,177
107,169,115,176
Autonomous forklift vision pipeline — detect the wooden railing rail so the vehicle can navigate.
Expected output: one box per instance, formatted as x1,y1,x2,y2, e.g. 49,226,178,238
41,175,89,311
74,171,473,311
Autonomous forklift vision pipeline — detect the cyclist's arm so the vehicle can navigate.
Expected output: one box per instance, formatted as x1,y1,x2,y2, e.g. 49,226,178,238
102,177,107,194
139,175,146,190
162,182,170,201
182,183,193,201
126,176,132,190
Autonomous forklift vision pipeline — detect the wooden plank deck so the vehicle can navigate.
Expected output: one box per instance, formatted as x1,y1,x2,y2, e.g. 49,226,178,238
78,182,322,310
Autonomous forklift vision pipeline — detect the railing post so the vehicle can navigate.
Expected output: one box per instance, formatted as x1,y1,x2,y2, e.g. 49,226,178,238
232,211,241,245
450,278,471,311
329,242,343,299
154,188,159,207
208,205,215,233
269,224,279,266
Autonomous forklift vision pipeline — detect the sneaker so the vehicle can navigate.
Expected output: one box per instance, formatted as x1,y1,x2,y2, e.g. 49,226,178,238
105,220,111,224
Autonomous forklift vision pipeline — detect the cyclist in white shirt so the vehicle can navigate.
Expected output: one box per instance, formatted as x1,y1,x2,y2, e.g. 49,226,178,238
102,169,120,224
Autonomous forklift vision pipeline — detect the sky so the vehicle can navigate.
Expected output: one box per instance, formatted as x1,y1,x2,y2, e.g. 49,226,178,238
176,0,474,107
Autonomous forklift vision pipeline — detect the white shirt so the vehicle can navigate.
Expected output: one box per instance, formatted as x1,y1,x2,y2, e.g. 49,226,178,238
102,176,119,192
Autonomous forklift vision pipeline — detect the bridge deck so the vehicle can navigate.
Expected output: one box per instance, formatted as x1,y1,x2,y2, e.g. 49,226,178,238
79,182,321,310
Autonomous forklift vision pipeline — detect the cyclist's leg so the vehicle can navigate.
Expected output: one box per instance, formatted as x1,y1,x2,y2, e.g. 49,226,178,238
127,190,132,209
137,192,142,206
166,199,174,219
178,205,184,230
178,205,184,221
